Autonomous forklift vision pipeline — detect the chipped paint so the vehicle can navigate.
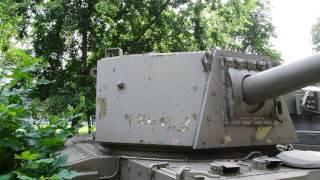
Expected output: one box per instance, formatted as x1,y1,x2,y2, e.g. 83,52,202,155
97,97,107,120
138,114,146,125
159,116,172,129
136,114,159,132
266,139,272,144
176,116,191,133
130,112,196,134
193,86,198,92
224,135,232,144
171,138,181,145
256,126,272,140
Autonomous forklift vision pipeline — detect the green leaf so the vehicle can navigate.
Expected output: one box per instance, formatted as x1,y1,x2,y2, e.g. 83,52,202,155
0,172,12,180
40,136,64,149
37,78,55,85
67,105,73,111
35,158,55,164
47,174,60,180
15,171,35,180
54,169,78,180
0,139,22,151
53,155,67,168
15,151,39,160
79,95,85,102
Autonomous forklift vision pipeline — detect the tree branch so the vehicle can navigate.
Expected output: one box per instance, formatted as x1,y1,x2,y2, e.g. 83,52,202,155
124,0,171,50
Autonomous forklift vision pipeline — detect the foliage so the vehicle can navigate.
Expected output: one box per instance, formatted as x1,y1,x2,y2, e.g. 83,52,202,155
13,0,279,118
312,17,320,52
0,0,20,52
0,48,82,179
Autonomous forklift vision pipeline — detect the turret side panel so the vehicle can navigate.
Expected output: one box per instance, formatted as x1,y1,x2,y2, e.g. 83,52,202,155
96,52,207,146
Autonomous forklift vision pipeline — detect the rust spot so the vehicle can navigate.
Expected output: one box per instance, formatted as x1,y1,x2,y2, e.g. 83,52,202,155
124,113,132,127
224,134,232,144
172,138,181,145
256,126,272,140
192,113,197,121
97,97,107,120
160,117,166,123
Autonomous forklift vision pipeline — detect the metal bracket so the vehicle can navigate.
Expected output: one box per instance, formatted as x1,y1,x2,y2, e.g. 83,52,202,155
105,48,123,57
183,170,220,179
252,156,282,170
201,51,212,72
148,162,169,179
176,166,191,180
210,161,240,175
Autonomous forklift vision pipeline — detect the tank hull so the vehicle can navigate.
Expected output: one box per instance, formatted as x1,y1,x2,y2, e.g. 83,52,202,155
62,135,320,180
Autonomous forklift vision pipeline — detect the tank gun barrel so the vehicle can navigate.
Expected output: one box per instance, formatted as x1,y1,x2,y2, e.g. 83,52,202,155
243,53,320,105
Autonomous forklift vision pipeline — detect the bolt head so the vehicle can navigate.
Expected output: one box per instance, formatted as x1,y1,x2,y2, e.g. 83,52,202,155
117,81,126,90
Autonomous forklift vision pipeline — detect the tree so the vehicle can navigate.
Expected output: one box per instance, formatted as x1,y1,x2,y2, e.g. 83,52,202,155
312,17,320,52
14,0,279,120
0,0,20,52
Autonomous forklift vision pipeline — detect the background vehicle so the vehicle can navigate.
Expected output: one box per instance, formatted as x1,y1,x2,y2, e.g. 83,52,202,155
287,87,320,150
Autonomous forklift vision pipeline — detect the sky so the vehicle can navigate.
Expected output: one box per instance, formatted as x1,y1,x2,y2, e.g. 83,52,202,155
270,0,320,62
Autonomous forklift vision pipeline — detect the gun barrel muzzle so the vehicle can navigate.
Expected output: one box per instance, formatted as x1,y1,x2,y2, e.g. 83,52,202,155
243,53,320,105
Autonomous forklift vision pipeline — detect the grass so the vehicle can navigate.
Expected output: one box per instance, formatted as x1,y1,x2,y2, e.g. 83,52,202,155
77,125,96,134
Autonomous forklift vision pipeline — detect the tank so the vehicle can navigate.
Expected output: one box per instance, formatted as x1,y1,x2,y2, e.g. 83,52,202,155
62,49,320,179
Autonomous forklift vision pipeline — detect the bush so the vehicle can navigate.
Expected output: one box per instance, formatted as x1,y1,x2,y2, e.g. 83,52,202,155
0,48,83,179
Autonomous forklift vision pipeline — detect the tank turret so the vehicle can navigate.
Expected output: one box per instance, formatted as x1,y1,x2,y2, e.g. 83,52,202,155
63,49,320,179
95,50,320,149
